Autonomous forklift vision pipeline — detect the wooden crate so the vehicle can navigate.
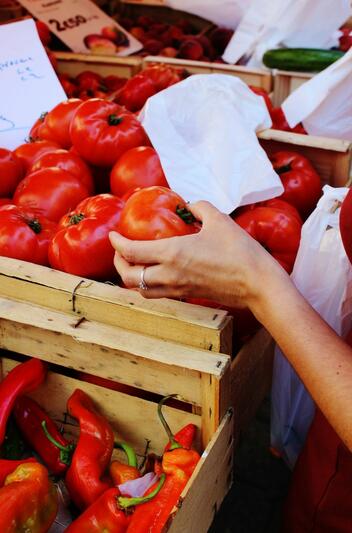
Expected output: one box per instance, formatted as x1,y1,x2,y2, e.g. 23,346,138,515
258,129,352,187
272,70,313,106
54,51,143,79
143,56,273,91
0,0,23,22
1,353,234,532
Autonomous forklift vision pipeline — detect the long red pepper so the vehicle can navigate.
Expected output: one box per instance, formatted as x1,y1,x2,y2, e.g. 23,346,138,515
0,358,46,444
66,488,129,533
119,395,200,532
110,442,140,486
13,395,74,476
164,424,196,452
65,389,114,510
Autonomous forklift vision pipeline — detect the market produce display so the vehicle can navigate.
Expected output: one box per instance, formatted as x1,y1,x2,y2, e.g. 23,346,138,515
0,359,200,533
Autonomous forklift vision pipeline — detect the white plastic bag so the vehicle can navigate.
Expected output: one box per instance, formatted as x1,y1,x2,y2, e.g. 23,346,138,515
140,74,283,214
223,0,351,67
271,185,352,469
282,48,352,140
165,0,251,30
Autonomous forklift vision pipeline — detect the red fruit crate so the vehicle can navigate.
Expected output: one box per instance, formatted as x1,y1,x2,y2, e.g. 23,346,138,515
54,51,143,80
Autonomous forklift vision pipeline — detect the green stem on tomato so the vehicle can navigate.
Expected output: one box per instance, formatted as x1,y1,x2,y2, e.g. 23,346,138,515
108,114,123,126
176,205,197,225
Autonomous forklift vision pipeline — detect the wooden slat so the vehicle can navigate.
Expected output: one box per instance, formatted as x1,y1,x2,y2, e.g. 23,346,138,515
272,70,313,106
0,257,232,354
143,56,273,91
259,130,352,187
55,51,142,79
167,409,233,533
2,357,201,455
231,328,274,445
0,297,230,408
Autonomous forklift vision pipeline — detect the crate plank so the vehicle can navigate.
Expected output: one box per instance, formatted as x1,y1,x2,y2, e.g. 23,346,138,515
272,70,313,106
55,51,142,78
0,257,232,354
2,357,202,456
143,56,273,91
168,409,233,533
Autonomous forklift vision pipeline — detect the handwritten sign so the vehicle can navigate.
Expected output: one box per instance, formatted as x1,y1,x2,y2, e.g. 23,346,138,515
0,18,66,150
18,0,142,56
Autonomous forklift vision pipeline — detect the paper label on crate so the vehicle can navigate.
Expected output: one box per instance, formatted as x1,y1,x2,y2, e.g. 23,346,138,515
0,18,66,150
18,0,142,56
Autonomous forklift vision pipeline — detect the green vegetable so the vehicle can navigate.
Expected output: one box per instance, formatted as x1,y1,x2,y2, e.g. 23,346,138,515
263,48,344,72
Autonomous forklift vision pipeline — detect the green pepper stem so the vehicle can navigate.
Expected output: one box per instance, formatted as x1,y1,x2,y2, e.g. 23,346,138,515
41,421,75,466
158,395,182,451
118,473,166,509
114,441,138,468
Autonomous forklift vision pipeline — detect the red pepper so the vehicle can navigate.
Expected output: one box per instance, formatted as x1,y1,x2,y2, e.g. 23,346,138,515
65,389,114,510
66,488,129,533
110,442,140,486
119,396,200,533
0,462,58,532
0,358,46,445
164,424,196,452
13,395,74,476
0,458,36,486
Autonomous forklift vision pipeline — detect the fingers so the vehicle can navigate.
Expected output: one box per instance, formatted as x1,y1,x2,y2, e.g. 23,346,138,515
187,201,222,224
109,232,167,265
113,253,167,289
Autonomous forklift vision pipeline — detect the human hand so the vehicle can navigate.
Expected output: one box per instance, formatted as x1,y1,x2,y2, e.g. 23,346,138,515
109,201,288,312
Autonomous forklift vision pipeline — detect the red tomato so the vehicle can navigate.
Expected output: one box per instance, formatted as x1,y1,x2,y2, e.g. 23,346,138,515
13,168,90,222
270,107,307,134
70,99,149,167
0,198,12,207
339,27,352,52
0,148,24,197
270,151,322,219
104,75,127,92
139,64,185,92
249,85,273,112
58,74,78,98
234,205,302,273
14,140,61,174
49,194,124,279
340,188,352,265
76,71,104,91
30,149,94,194
110,146,168,197
118,186,199,240
0,204,57,265
121,187,142,203
238,198,302,225
117,74,157,112
29,99,82,149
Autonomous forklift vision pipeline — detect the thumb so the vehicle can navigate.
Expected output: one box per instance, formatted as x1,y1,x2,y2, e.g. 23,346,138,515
188,200,221,224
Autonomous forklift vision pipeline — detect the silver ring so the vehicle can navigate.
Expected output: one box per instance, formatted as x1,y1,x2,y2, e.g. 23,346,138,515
139,266,148,290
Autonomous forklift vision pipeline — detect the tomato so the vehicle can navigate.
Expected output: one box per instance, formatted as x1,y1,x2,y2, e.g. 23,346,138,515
49,194,124,279
13,168,90,222
70,99,149,167
104,75,127,92
270,151,322,219
30,149,94,194
139,64,185,92
118,186,199,240
234,204,302,273
0,148,24,197
0,204,57,266
110,146,168,197
237,198,302,225
339,27,352,52
249,85,273,112
0,198,12,207
14,140,61,174
58,74,78,98
29,99,82,149
117,74,157,112
76,71,104,91
270,107,307,134
340,188,352,265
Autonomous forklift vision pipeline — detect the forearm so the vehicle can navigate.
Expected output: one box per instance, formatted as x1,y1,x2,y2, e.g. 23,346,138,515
252,264,352,450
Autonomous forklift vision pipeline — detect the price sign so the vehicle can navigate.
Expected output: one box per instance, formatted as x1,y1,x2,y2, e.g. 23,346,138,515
0,18,66,150
18,0,142,56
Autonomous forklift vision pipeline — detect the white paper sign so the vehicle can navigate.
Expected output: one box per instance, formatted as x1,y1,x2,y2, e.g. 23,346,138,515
0,19,66,150
223,0,351,67
282,48,352,140
165,0,252,30
18,0,142,56
140,75,283,214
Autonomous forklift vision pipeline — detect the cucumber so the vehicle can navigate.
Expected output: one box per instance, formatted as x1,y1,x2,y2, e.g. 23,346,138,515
263,48,344,72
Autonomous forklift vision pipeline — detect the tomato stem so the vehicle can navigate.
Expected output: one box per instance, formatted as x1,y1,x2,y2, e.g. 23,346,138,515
39,111,48,123
27,218,42,234
176,205,196,225
108,114,123,126
69,213,85,225
275,164,291,175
